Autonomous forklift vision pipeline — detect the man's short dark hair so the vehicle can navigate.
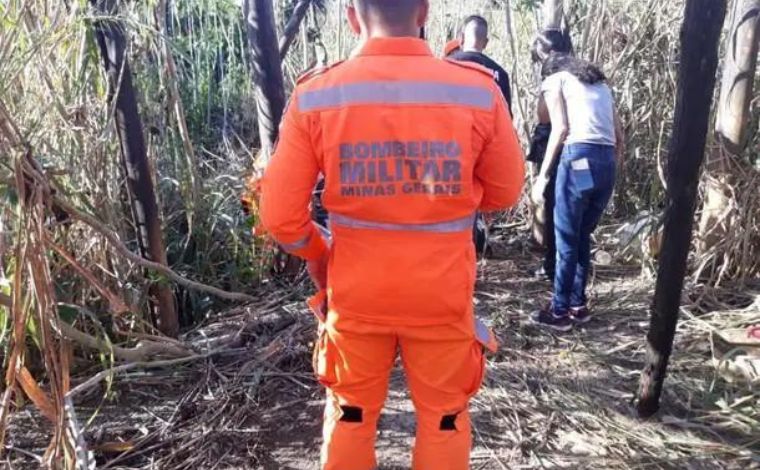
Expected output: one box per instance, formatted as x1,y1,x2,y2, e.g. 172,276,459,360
462,15,488,33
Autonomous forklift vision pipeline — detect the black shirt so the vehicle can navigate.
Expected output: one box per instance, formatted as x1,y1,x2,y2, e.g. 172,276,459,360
449,50,512,116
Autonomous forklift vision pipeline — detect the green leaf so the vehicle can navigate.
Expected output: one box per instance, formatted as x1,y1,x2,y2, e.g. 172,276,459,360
0,186,19,207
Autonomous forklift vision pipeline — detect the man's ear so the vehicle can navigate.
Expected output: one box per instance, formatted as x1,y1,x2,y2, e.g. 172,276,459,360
484,37,489,49
347,5,361,35
416,0,430,28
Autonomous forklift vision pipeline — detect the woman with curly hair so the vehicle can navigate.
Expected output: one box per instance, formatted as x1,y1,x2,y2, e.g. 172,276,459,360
530,52,624,332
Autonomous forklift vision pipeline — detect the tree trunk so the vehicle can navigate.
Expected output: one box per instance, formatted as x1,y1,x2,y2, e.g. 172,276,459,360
715,0,760,154
244,0,287,163
543,0,564,30
244,0,302,279
279,0,311,60
91,0,178,337
697,0,759,259
636,0,726,418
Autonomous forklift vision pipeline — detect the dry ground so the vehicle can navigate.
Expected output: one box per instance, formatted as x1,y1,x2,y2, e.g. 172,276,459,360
6,237,760,469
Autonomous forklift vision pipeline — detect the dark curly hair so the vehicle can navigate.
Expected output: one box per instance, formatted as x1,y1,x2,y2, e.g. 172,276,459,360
541,53,607,85
531,29,572,63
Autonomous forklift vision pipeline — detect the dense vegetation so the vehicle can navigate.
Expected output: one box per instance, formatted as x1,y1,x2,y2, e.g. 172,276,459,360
0,0,758,468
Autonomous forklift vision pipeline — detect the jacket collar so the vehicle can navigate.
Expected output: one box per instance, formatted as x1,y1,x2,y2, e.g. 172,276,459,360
355,37,433,57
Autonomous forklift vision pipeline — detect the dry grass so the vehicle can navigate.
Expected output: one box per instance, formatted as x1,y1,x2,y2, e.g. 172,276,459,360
473,258,759,469
2,1,760,468
5,236,759,469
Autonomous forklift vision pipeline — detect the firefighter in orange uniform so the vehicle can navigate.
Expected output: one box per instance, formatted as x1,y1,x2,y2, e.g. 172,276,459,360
259,1,524,468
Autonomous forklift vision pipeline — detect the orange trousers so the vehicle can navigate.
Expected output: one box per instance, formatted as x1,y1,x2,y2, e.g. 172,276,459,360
313,311,491,470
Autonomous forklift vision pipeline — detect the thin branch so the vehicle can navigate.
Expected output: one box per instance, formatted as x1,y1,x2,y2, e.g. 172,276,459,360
45,236,133,315
18,154,256,303
0,98,24,147
56,319,192,363
51,195,256,303
279,0,311,59
66,349,228,398
3,287,195,363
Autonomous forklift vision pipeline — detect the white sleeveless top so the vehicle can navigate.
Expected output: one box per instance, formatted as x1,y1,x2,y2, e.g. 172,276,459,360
541,71,616,146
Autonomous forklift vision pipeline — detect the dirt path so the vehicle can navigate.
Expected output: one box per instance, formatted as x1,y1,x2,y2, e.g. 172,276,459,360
6,244,759,469
262,250,757,469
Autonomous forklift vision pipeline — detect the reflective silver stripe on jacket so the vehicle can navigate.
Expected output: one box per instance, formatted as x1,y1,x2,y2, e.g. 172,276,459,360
474,317,492,346
280,234,310,251
298,81,493,112
330,213,474,233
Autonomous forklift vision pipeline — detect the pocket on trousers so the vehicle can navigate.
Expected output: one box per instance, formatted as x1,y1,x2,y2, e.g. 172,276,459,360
465,341,486,398
312,328,338,388
571,158,594,192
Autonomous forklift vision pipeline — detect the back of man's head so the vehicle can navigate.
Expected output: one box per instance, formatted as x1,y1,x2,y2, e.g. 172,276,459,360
461,15,489,52
350,0,428,38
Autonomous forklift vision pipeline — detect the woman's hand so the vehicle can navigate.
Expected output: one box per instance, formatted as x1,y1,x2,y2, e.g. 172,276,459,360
535,85,568,200
531,174,549,205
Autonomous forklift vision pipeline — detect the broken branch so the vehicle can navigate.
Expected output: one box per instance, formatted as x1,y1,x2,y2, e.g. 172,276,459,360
51,195,256,303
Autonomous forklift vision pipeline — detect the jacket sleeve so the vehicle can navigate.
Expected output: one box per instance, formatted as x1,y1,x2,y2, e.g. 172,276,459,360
475,88,525,212
259,92,328,261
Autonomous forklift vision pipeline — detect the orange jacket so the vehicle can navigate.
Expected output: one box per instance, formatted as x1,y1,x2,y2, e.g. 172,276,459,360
260,38,524,326
443,38,461,57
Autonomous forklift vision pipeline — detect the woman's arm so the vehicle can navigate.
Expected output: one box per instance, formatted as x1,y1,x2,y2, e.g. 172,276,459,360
538,87,568,180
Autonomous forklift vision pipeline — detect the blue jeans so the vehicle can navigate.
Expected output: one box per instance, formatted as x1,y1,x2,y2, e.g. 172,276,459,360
552,143,615,312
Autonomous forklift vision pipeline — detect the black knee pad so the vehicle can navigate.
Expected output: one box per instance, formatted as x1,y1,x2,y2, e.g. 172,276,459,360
440,413,459,431
339,405,363,423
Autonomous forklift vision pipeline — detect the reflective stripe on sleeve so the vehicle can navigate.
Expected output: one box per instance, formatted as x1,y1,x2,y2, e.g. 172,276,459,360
279,234,310,251
298,81,493,112
475,317,498,353
475,318,492,345
330,213,474,233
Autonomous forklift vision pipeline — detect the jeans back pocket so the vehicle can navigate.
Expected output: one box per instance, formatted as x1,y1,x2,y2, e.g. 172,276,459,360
571,158,594,192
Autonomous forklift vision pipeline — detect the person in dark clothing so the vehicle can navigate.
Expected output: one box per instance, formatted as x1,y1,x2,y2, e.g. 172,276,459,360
527,121,557,279
450,15,512,115
448,15,512,256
